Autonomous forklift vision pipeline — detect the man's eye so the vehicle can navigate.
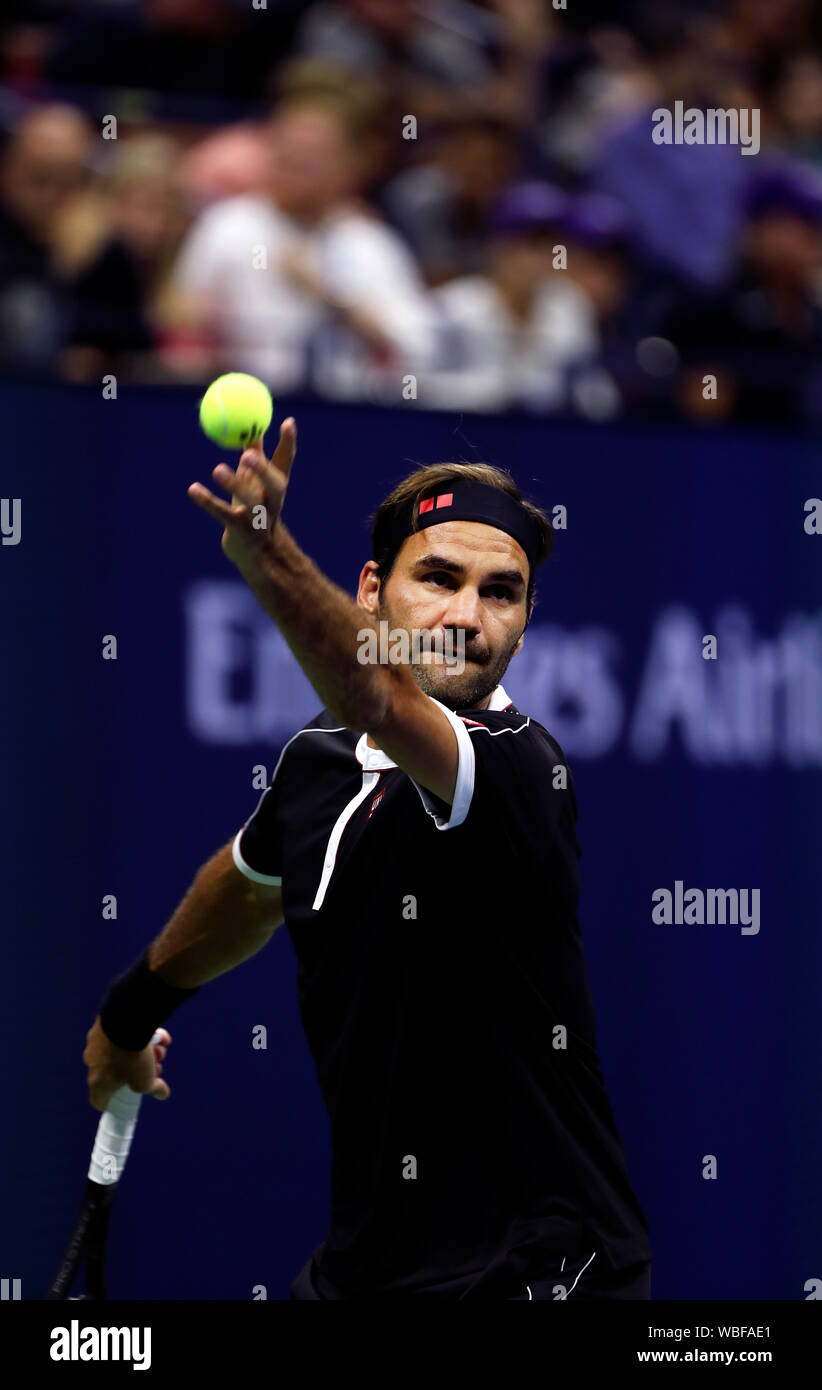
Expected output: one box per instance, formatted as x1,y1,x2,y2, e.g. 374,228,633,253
425,574,513,600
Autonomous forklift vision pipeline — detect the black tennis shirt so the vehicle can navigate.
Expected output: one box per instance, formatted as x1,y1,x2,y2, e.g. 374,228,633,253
233,683,652,1298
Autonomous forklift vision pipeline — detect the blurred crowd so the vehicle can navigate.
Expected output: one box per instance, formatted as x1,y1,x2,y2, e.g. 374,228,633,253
4,0,822,423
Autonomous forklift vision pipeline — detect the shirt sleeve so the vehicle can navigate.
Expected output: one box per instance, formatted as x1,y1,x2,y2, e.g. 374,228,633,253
232,747,290,885
408,698,476,831
409,701,579,876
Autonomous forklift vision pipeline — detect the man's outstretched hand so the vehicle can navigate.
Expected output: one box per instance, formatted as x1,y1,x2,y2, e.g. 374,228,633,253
188,416,297,575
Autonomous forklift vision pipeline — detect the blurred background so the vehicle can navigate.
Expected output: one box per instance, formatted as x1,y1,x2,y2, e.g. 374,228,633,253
2,0,822,1304
5,0,822,421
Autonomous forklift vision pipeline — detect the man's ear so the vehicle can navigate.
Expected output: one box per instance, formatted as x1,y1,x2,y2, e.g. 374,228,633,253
356,560,382,616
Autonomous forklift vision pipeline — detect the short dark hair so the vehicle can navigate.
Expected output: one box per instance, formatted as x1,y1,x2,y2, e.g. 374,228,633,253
369,461,554,621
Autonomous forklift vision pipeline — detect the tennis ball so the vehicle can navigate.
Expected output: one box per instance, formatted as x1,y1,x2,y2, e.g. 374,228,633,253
199,373,273,449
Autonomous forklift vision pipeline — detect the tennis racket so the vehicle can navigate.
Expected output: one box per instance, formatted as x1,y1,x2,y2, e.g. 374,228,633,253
43,1028,165,1301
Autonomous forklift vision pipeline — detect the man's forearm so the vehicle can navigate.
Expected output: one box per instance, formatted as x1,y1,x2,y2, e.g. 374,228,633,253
147,841,279,990
239,521,398,732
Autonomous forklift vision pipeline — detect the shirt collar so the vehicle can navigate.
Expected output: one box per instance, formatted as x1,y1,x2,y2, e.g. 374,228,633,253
355,683,512,770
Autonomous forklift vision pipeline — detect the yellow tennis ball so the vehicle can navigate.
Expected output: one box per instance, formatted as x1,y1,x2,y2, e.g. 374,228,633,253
198,373,273,449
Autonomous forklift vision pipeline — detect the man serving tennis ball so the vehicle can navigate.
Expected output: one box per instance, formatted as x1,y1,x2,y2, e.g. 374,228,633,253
84,410,652,1300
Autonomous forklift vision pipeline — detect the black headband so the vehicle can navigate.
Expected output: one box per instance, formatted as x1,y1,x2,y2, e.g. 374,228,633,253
375,479,541,577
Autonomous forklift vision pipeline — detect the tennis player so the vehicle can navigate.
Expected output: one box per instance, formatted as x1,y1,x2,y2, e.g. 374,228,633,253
84,419,652,1300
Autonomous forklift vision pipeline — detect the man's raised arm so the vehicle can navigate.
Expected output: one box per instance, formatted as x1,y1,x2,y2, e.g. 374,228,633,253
188,421,460,806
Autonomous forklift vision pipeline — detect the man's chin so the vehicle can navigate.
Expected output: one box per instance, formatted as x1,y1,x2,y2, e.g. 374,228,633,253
411,661,498,710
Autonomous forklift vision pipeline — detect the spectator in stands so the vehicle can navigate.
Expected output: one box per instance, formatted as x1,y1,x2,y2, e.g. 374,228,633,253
665,166,822,423
381,114,517,286
588,11,756,291
557,193,633,419
0,103,91,372
178,124,271,214
423,182,597,413
178,57,392,214
527,18,654,185
54,135,189,381
296,0,555,130
164,86,434,397
296,0,495,123
561,195,634,340
709,0,816,69
770,54,822,166
559,192,682,420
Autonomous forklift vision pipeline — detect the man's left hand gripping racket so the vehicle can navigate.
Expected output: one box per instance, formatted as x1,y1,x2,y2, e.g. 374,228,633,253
44,1028,165,1301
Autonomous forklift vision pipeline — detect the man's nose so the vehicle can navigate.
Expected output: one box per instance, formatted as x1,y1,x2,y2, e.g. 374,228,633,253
441,588,482,631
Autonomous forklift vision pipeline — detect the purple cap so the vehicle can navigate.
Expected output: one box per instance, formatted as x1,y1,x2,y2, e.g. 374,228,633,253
490,181,569,237
559,194,630,250
744,166,822,225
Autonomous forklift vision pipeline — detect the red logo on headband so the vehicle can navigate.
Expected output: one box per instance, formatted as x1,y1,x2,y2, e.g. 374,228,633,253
419,493,453,514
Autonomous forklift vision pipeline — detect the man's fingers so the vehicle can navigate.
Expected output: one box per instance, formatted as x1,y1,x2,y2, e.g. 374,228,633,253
239,417,296,494
88,1081,117,1113
191,418,294,534
212,459,264,512
270,417,297,479
239,449,290,508
85,1025,173,1112
188,482,246,528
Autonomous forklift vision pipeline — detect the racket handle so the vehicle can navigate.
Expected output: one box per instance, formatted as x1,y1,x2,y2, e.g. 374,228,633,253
88,1028,165,1186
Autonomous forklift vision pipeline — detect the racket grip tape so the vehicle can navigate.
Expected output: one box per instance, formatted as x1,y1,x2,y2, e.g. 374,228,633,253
88,1028,165,1186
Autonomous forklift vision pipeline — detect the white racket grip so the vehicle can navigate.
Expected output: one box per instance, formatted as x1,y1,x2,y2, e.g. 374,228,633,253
88,1028,165,1185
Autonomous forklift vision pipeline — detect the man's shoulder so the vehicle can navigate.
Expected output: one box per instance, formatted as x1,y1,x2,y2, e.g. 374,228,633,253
462,705,579,843
454,702,538,733
455,705,529,731
456,706,569,764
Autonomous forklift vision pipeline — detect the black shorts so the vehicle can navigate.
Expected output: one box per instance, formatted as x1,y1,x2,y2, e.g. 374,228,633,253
289,1252,652,1301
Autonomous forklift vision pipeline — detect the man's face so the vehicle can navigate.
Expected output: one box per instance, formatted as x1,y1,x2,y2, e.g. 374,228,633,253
358,521,529,710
